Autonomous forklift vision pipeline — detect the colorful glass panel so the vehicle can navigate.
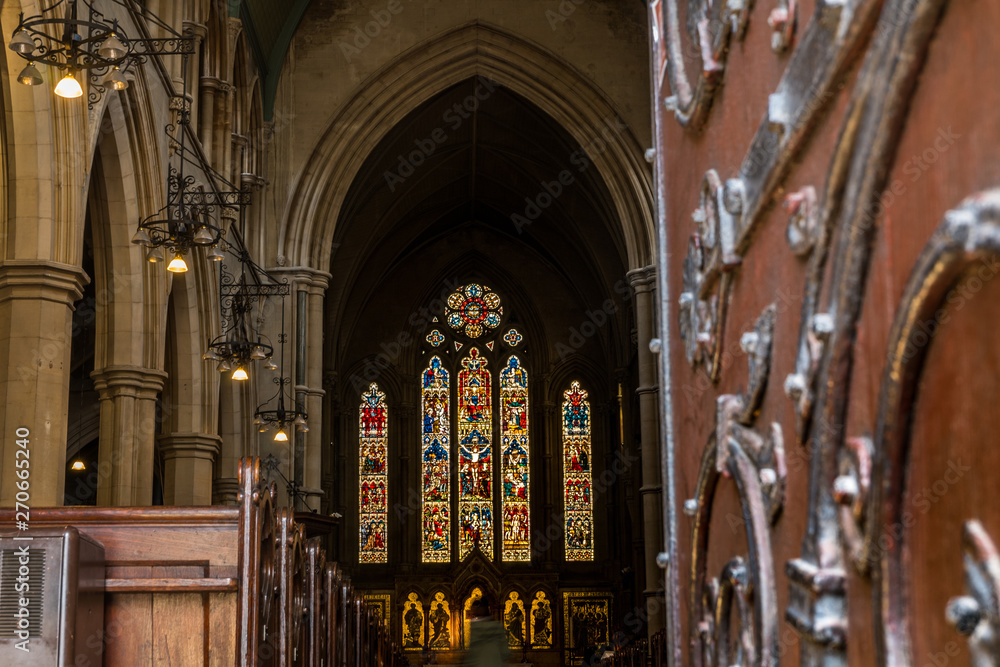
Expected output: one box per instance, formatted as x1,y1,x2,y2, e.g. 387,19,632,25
359,383,387,563
530,591,553,648
402,592,425,649
445,283,503,338
562,382,594,561
503,328,523,347
428,592,453,649
500,356,530,561
458,347,493,559
504,592,527,648
421,357,451,562
426,329,445,347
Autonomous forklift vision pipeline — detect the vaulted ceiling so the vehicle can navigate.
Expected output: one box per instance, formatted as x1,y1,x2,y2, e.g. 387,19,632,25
325,78,633,386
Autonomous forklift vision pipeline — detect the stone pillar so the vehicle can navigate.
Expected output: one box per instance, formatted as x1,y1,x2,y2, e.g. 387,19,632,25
541,400,557,569
90,365,168,506
627,265,665,636
198,75,220,165
268,267,330,511
300,271,330,511
0,261,88,506
159,432,222,505
214,378,249,505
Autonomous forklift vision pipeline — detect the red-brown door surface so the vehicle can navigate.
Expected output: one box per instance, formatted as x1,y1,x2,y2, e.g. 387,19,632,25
651,0,1000,664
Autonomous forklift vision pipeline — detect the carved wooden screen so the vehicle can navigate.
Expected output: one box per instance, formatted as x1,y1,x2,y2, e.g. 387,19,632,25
650,0,998,664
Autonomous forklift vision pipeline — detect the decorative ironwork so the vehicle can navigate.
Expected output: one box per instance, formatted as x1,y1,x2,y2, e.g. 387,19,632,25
678,169,742,381
261,454,310,508
254,300,307,441
947,520,1000,663
7,0,195,108
204,227,288,379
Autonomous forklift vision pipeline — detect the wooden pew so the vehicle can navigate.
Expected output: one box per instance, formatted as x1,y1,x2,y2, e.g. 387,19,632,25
0,456,402,666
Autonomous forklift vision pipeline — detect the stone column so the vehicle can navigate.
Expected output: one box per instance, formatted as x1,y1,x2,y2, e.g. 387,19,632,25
90,365,168,506
268,267,330,511
159,432,222,505
198,75,220,165
541,400,557,568
0,261,88,506
627,265,665,636
300,271,330,511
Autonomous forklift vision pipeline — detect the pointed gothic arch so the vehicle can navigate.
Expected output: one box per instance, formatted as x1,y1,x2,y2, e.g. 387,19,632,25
280,22,654,273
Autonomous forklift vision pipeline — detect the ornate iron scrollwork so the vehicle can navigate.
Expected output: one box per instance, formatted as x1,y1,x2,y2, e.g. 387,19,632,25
784,1,951,660
867,190,1000,664
946,520,1000,664
738,304,776,425
679,170,743,381
658,0,755,129
687,425,783,666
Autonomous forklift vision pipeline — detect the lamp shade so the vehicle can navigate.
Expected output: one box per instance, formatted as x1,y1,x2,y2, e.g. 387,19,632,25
8,30,35,56
131,227,151,245
54,72,84,99
98,33,127,60
16,64,43,86
193,226,215,244
103,67,128,91
167,253,188,273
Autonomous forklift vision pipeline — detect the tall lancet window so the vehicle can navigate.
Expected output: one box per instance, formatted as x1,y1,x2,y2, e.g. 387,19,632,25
359,383,388,563
562,381,594,561
500,356,530,561
458,347,493,560
421,356,451,562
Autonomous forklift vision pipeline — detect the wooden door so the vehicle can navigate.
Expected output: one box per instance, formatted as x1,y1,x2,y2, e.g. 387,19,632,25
651,0,1000,664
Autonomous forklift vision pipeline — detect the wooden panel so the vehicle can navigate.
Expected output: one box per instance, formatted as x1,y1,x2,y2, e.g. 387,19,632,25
651,0,1000,664
152,593,204,666
209,592,238,667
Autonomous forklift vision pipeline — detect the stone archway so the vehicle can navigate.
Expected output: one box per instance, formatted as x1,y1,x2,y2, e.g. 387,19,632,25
279,22,655,274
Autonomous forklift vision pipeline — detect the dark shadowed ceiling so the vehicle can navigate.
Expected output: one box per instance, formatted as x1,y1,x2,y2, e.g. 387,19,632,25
326,78,633,393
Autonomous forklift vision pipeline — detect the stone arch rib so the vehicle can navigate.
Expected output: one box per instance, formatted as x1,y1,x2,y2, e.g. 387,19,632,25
280,22,655,272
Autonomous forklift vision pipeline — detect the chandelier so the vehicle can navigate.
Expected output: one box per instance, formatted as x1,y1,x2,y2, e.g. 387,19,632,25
7,0,194,106
254,303,308,442
203,226,288,382
131,89,251,272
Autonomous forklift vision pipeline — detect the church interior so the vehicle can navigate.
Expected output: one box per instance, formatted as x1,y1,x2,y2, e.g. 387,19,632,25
2,0,1000,665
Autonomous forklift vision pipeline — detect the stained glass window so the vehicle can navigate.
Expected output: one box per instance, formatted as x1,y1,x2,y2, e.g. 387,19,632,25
503,328,523,347
426,329,445,347
422,357,451,563
563,381,594,561
428,591,453,649
504,592,527,648
402,592,425,649
500,356,530,561
458,347,493,560
446,283,503,338
359,383,388,563
530,591,553,648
